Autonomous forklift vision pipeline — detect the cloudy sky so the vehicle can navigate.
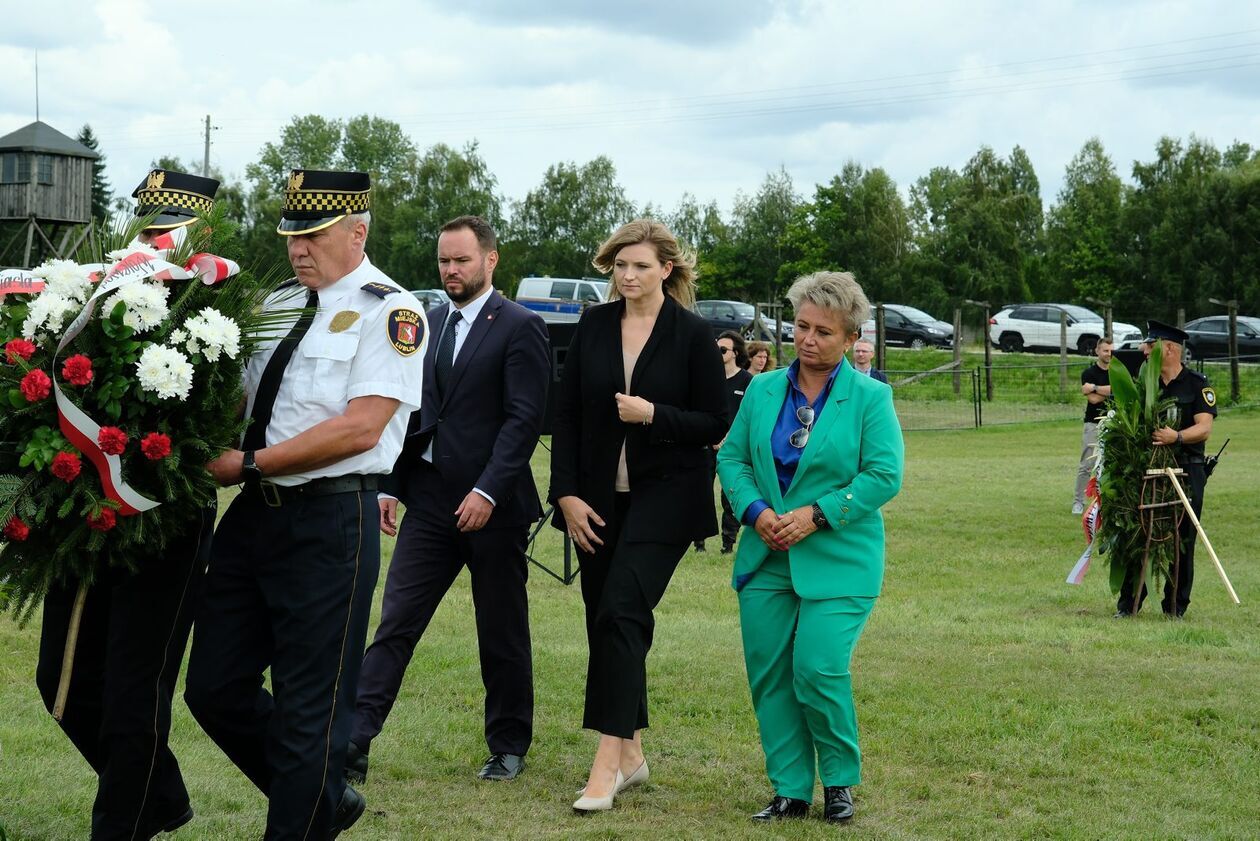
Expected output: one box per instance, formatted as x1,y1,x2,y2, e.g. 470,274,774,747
2,0,1258,215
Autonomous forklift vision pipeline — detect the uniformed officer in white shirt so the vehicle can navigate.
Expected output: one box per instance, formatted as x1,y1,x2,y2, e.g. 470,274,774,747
187,169,425,839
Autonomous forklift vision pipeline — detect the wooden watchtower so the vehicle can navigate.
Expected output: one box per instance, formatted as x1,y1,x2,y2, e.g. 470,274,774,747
0,120,98,268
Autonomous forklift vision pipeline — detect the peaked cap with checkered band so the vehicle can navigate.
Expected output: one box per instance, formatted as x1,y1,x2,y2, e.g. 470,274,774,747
131,169,220,230
276,169,372,235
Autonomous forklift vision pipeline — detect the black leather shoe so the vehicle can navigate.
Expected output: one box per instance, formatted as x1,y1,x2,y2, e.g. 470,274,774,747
1113,610,1132,618
331,785,365,838
478,753,525,781
750,795,809,821
147,804,193,835
345,740,369,784
823,786,854,822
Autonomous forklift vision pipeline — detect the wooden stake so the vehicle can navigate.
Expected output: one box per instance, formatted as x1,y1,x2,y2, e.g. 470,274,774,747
51,582,88,721
1163,467,1241,605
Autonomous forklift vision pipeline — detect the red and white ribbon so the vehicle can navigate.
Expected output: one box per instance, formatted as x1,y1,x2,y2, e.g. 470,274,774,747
0,269,45,297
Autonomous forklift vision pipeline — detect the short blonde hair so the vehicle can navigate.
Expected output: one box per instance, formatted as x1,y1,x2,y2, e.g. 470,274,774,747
785,271,870,335
593,219,697,310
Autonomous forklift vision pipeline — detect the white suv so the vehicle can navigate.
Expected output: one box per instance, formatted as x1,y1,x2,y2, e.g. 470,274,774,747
989,304,1141,354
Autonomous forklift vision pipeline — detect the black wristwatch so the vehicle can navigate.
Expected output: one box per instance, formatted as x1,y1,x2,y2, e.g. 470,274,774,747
241,450,263,486
811,502,830,530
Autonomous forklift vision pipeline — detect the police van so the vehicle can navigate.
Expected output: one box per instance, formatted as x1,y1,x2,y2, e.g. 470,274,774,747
514,276,608,322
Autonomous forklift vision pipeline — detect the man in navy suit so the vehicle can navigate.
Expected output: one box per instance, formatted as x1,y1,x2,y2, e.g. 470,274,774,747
348,215,550,782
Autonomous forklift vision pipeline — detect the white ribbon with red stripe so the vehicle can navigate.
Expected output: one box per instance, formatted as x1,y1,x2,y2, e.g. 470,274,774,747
48,241,241,514
0,269,45,297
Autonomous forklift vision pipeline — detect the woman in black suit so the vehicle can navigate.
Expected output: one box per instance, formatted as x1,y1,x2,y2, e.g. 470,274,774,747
549,219,728,812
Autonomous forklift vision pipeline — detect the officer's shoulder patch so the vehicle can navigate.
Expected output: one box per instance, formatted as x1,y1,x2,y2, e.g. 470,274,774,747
387,308,425,356
361,281,402,299
1202,387,1216,407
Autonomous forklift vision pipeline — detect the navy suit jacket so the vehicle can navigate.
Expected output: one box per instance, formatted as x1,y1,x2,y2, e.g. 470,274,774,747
385,289,550,529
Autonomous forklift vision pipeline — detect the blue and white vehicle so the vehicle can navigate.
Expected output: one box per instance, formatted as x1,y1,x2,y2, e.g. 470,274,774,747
515,276,608,322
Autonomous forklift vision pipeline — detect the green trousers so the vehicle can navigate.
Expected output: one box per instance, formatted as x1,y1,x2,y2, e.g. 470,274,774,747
738,552,875,801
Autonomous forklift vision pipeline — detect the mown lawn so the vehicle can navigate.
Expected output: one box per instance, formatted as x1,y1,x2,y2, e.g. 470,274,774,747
2,412,1258,839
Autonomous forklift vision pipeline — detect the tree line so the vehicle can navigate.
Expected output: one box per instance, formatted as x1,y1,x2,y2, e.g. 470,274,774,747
105,115,1260,322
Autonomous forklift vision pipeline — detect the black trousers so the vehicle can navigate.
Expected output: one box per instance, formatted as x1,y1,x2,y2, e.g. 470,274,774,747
185,488,378,841
720,489,740,550
352,460,533,757
579,492,688,738
36,507,213,841
1118,461,1205,616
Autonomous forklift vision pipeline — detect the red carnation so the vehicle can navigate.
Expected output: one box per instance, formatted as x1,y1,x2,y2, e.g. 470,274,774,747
4,338,36,363
50,451,82,482
87,509,117,532
20,368,52,402
140,432,172,461
3,516,30,542
62,354,94,387
98,426,129,456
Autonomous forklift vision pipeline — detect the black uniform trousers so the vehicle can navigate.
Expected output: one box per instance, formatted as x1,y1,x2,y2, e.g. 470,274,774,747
1118,460,1205,616
352,459,533,757
578,492,689,738
36,507,213,841
698,454,740,551
185,487,378,841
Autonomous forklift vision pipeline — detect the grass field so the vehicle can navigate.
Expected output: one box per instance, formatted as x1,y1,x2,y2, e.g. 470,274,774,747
2,412,1258,839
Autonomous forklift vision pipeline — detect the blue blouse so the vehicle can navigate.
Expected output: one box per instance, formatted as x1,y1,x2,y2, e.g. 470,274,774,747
742,359,842,524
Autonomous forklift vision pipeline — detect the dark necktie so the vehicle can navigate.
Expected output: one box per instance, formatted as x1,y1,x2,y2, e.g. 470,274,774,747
434,308,462,395
242,288,318,451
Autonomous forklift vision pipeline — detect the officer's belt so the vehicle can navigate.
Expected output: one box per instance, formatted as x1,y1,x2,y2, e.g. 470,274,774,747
249,474,379,507
1177,455,1206,465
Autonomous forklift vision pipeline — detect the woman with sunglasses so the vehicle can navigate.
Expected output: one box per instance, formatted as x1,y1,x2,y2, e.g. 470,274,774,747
717,271,904,825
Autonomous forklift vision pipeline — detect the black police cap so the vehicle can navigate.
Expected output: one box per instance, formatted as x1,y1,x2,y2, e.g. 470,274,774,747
277,169,372,236
1145,319,1189,345
131,169,220,230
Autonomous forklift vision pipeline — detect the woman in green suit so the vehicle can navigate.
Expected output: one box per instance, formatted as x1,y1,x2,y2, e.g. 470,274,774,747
717,270,904,824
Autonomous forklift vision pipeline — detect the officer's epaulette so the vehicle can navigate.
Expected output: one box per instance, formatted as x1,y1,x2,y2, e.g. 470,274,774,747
275,278,300,290
1185,367,1208,382
361,282,402,299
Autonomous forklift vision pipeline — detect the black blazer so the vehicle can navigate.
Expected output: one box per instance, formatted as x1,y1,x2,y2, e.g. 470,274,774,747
385,290,550,529
548,295,729,544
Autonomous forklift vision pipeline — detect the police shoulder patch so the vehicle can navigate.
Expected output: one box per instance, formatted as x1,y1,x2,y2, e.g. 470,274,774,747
361,281,401,299
388,308,425,356
1202,387,1216,407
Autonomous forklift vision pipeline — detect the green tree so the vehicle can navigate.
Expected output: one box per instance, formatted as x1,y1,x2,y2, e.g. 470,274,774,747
506,156,635,280
1045,138,1124,305
705,167,800,303
76,125,111,223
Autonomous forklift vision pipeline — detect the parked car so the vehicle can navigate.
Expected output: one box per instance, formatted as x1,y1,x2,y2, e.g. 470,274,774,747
988,304,1141,354
1184,315,1260,360
409,288,450,311
695,299,794,343
515,276,608,322
859,304,954,350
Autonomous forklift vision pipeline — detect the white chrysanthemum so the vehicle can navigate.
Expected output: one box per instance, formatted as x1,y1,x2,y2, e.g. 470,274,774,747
21,291,78,339
136,344,194,400
169,328,188,345
182,307,241,361
33,259,93,304
106,241,159,262
103,280,170,333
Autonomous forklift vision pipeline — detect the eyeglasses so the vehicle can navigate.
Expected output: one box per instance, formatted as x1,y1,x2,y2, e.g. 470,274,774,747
789,405,815,449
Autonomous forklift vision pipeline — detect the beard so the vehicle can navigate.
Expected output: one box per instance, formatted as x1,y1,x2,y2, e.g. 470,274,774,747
445,260,490,304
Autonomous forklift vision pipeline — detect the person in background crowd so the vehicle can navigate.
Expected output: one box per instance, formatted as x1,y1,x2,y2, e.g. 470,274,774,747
747,340,775,374
1074,337,1112,514
35,169,218,841
850,338,888,383
718,271,904,825
1115,321,1215,619
349,216,549,785
188,169,425,838
715,330,754,553
549,219,728,812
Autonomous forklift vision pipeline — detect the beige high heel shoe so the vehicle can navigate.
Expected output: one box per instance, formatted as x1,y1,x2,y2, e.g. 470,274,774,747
573,770,624,812
616,759,649,793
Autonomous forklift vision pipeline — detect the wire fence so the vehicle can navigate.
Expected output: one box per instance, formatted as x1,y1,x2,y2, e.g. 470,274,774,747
887,355,1260,431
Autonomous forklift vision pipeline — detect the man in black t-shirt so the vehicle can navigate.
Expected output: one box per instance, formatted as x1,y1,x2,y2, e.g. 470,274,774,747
1074,337,1113,514
1116,322,1217,618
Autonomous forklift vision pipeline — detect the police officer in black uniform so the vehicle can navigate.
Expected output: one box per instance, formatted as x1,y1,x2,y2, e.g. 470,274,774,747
186,170,425,839
34,169,219,840
1116,320,1216,618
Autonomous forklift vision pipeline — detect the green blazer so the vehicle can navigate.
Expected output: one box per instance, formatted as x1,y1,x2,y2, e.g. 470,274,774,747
717,359,904,600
